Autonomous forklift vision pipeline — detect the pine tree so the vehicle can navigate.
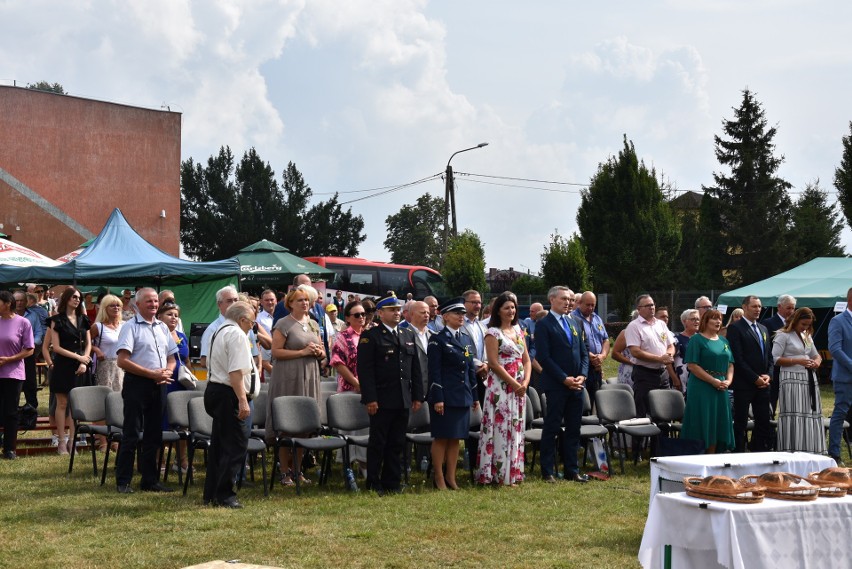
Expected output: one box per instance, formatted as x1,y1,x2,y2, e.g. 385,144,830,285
834,121,852,230
702,89,793,286
790,180,845,260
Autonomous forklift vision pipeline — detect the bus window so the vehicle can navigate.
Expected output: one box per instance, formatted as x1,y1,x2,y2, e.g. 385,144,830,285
347,269,378,295
379,268,409,297
412,269,449,301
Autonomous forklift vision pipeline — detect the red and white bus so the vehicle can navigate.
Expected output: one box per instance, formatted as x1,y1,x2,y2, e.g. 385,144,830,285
303,256,449,303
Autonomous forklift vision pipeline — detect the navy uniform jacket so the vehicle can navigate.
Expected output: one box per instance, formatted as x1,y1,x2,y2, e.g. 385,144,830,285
357,324,424,409
535,312,589,392
427,327,477,407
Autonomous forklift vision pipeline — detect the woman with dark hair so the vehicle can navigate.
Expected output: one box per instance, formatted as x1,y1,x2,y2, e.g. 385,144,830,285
772,307,824,453
680,309,735,454
330,300,365,394
360,298,377,330
476,292,530,486
42,286,92,455
0,290,35,460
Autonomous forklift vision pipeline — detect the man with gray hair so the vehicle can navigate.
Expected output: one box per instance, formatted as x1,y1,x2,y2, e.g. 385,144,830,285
762,294,796,415
115,288,178,493
573,292,610,409
199,285,240,369
694,296,713,315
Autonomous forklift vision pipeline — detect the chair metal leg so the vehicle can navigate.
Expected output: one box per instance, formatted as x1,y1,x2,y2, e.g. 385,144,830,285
89,433,98,477
183,443,196,496
618,432,626,474
293,443,302,496
67,423,78,475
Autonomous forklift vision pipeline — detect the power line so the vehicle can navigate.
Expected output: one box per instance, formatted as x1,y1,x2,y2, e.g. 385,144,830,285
338,173,443,205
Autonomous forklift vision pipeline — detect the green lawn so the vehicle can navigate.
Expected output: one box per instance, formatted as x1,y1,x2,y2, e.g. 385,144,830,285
1,382,847,569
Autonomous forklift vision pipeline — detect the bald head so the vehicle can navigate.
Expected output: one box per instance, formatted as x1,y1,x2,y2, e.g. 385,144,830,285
577,291,597,317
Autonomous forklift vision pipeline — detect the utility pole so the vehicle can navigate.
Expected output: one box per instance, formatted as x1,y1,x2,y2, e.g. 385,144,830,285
442,142,489,263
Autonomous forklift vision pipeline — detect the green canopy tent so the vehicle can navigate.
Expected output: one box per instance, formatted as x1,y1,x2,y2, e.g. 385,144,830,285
716,257,852,350
237,239,335,289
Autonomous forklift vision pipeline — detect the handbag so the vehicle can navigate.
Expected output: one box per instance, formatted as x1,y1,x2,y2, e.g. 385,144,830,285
177,364,198,389
17,403,38,431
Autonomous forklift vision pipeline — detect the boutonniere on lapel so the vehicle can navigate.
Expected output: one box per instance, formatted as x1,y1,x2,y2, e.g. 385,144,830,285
572,327,578,337
761,331,767,343
596,323,604,332
723,344,729,353
659,332,668,342
463,346,470,358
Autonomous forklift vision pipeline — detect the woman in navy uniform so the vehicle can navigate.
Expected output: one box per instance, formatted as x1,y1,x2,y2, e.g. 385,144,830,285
427,298,479,490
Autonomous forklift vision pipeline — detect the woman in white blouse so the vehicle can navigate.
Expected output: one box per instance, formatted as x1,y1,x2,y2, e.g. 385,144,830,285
771,307,824,453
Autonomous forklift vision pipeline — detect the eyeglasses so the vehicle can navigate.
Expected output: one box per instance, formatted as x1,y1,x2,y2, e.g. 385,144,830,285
222,298,239,304
698,305,712,310
110,304,122,308
242,317,256,326
687,317,701,322
70,295,81,300
34,289,44,293
349,312,367,319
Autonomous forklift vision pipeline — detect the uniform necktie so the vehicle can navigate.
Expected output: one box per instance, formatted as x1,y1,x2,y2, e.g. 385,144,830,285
561,316,573,346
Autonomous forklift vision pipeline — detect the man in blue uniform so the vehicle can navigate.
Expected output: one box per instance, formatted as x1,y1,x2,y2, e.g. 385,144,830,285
357,292,424,494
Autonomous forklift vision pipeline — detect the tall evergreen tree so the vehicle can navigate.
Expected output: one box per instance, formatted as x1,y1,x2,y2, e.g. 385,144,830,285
790,180,845,260
833,121,852,231
576,136,681,319
702,89,793,286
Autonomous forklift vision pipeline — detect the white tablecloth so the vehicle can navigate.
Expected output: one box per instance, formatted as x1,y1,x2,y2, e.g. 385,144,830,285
649,452,836,502
639,492,852,569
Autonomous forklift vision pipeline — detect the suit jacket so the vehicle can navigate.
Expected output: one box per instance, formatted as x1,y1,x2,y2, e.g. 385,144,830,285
412,326,431,394
426,327,477,407
727,318,772,391
534,312,589,392
828,311,852,383
357,324,424,409
462,317,487,367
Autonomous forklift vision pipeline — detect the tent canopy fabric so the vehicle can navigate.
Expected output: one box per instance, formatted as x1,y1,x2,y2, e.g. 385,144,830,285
0,208,239,285
237,239,335,285
716,257,852,309
0,238,61,267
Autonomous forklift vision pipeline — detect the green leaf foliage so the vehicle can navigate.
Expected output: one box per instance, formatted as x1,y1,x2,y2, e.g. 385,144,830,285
180,148,365,260
540,232,591,291
26,81,65,94
790,180,845,260
701,89,794,286
442,229,488,296
576,136,681,319
384,193,447,268
510,274,548,295
834,121,852,231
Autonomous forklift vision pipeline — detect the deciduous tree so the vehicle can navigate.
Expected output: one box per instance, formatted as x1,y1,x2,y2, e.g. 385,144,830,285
442,229,487,296
383,193,446,268
540,232,591,291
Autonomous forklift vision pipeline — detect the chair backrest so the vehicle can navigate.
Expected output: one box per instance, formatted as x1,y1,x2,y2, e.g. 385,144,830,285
271,395,322,436
524,395,534,429
69,385,110,423
167,390,203,429
600,382,634,394
539,391,548,418
320,390,333,427
194,380,208,392
326,392,370,432
105,391,124,429
252,391,268,429
320,380,338,393
469,404,483,430
582,388,592,415
187,397,214,438
595,389,638,424
260,382,270,392
527,385,542,418
647,389,685,423
407,403,430,431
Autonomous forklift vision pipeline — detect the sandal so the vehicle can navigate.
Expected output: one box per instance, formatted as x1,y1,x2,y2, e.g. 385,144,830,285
298,474,312,485
279,472,295,487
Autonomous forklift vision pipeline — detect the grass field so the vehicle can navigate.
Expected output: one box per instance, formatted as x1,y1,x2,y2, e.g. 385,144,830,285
1,379,848,569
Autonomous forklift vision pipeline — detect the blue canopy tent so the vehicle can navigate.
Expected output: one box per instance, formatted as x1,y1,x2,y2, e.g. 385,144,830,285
0,209,240,324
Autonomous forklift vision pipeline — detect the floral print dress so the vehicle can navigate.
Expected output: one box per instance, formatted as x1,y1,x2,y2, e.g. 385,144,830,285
476,326,526,485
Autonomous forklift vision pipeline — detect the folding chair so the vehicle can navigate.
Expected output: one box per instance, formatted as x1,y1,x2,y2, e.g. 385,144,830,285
647,389,685,436
403,403,433,484
326,392,370,491
595,389,661,474
183,397,213,496
68,385,110,477
100,391,124,485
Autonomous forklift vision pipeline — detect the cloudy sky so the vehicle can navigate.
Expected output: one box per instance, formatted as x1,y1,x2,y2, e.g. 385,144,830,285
3,1,852,274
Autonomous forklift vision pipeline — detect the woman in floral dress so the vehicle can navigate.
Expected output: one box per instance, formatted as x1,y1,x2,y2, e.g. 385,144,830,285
477,292,531,486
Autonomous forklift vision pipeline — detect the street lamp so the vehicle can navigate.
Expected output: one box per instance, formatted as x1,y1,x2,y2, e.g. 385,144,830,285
444,142,488,253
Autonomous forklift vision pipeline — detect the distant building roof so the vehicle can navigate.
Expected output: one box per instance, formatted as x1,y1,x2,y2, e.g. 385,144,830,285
669,190,703,210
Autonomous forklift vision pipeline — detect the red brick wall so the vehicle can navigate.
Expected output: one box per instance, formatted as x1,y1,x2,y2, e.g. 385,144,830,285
0,86,181,259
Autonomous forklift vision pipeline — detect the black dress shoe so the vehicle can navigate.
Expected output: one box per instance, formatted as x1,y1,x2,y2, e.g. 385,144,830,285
569,473,590,483
829,455,846,467
141,482,174,493
116,484,134,494
2,451,16,460
217,497,244,509
542,475,559,484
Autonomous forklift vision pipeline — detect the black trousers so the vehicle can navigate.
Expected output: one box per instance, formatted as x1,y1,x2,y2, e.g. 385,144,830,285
115,373,165,488
733,387,772,453
586,366,602,413
366,407,409,491
21,353,39,409
540,387,583,477
203,382,248,504
0,378,23,454
631,365,667,419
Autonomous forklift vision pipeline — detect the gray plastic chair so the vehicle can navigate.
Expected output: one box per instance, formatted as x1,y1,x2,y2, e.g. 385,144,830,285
595,389,661,474
68,385,111,477
580,390,609,468
403,403,433,484
647,389,685,435
599,382,634,395
166,390,203,485
270,395,347,495
582,388,601,425
326,392,370,489
100,391,124,485
467,405,483,483
183,397,213,496
251,391,268,439
523,395,543,474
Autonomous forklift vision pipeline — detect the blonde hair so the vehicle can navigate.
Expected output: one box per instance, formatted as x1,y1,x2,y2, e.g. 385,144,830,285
285,284,318,309
95,294,122,323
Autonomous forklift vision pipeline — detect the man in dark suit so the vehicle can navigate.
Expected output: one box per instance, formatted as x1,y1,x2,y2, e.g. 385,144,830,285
357,292,424,494
535,285,590,483
761,294,796,415
827,287,852,465
727,295,773,452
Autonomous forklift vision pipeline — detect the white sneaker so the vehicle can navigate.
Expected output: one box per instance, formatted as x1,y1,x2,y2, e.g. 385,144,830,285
51,435,59,447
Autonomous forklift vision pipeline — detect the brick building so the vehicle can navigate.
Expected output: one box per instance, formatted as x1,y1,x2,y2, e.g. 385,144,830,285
0,86,181,259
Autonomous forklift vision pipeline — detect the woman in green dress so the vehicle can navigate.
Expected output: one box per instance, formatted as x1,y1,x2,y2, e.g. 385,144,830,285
681,309,735,453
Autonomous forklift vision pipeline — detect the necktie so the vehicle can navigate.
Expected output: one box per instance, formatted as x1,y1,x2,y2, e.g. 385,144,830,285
560,316,573,346
752,323,764,354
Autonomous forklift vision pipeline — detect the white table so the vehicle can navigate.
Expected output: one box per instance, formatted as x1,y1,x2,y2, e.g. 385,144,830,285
639,492,852,569
649,452,836,502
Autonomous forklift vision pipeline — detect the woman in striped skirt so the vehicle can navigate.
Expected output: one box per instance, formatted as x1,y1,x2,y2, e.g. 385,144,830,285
771,307,825,454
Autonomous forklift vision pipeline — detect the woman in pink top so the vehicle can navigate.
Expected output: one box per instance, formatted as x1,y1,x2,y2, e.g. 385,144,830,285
0,290,35,460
